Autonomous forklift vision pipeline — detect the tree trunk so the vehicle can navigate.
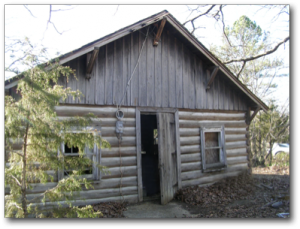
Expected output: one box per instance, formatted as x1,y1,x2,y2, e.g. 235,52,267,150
21,123,29,218
269,141,273,166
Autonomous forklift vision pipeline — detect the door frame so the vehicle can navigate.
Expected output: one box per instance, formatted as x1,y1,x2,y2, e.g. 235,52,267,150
135,107,181,202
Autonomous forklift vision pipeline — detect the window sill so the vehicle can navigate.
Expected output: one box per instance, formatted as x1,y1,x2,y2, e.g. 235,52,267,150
203,165,227,173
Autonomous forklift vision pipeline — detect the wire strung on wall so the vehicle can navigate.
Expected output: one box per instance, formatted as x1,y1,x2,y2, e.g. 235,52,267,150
116,26,150,112
114,25,152,202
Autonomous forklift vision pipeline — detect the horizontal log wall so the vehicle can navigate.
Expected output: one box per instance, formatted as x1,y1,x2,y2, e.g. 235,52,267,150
6,105,252,207
178,110,249,188
5,105,139,207
58,26,249,111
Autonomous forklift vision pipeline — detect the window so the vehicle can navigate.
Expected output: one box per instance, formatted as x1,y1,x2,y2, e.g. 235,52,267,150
58,132,100,181
64,145,93,176
200,126,227,172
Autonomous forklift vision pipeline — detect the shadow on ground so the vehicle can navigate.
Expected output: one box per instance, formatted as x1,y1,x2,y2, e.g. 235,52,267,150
123,199,193,218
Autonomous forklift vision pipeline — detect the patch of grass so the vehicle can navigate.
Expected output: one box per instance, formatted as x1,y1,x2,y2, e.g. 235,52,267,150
271,152,289,167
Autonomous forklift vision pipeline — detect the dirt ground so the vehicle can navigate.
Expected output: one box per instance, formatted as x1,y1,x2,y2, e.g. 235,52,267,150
91,166,290,218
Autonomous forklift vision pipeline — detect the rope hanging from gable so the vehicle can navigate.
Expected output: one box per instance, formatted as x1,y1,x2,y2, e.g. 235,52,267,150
116,26,150,112
115,26,150,202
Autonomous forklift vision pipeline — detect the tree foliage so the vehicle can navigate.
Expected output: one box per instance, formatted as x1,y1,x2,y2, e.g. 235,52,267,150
210,15,284,101
184,5,289,77
5,40,110,218
251,102,289,166
208,15,289,166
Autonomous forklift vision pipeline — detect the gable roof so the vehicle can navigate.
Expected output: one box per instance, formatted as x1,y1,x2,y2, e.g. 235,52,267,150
5,10,268,112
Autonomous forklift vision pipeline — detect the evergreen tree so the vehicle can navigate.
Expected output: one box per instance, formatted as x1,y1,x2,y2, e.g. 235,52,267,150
210,16,288,166
210,15,284,101
5,41,110,218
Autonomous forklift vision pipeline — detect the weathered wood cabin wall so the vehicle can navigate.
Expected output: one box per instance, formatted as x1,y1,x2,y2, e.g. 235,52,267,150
6,23,252,207
178,110,249,188
6,105,250,207
5,106,140,208
58,26,248,111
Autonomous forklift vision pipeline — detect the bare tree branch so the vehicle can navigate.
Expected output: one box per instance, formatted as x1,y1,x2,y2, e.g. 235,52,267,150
236,61,246,79
183,5,216,25
51,5,77,12
42,5,67,39
23,5,36,18
223,37,289,65
6,54,29,70
113,5,119,16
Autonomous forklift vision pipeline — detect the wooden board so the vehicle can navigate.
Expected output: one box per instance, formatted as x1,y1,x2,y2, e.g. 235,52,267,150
168,35,176,108
146,31,155,107
135,108,143,202
105,43,114,105
123,35,131,106
161,30,169,108
154,31,162,107
85,54,95,104
139,29,147,107
195,56,202,109
66,59,77,104
175,39,183,108
157,113,178,205
96,47,105,105
182,48,189,109
77,55,86,104
189,51,195,109
130,32,139,106
114,39,123,106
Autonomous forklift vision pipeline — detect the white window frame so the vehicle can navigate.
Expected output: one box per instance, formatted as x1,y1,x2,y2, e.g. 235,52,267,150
200,125,227,172
57,129,101,181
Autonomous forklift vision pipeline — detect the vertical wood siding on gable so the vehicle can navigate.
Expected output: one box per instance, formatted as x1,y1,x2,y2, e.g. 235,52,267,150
114,39,123,106
60,27,249,111
131,31,139,106
147,29,155,107
161,29,169,108
175,38,183,108
154,32,162,108
86,54,96,105
123,35,131,106
168,33,176,108
96,46,105,105
138,30,147,107
77,55,86,104
106,42,114,105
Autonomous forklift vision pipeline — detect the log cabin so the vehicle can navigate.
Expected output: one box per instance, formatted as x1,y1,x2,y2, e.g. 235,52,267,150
5,10,268,207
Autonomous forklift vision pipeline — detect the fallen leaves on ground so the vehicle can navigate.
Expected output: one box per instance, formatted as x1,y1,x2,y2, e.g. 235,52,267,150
91,202,127,218
175,167,290,218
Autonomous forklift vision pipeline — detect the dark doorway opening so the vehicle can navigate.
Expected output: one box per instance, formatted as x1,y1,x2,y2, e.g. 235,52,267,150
141,114,160,199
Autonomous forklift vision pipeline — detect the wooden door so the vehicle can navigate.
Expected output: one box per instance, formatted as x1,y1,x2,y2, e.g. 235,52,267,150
157,113,178,205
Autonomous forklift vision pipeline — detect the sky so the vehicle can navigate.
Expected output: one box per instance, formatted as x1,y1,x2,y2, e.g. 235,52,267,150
4,4,290,109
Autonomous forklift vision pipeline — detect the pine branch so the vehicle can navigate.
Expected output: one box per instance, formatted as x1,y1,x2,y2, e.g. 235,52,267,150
9,174,22,188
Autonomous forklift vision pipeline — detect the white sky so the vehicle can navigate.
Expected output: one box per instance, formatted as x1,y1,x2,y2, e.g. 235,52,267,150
4,4,290,108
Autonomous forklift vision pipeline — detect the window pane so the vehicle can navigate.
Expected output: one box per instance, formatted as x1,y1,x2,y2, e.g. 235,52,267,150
65,145,79,154
205,149,220,164
205,132,219,147
65,145,72,153
73,146,79,153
